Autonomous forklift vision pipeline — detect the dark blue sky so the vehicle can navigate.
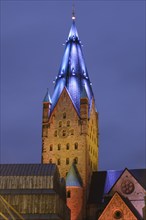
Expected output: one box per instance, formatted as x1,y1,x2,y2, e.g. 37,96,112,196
1,1,145,170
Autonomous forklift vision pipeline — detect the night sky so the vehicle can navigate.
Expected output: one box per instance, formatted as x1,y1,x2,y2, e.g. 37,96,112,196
1,1,145,170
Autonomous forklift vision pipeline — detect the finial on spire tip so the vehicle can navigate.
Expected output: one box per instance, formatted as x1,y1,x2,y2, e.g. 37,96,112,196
72,2,76,20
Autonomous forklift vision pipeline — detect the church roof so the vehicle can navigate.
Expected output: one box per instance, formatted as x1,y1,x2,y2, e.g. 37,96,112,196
88,168,146,204
66,163,83,187
51,18,94,114
0,164,57,176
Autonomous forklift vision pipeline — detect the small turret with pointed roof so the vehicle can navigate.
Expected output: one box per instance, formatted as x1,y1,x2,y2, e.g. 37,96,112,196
66,163,84,220
66,163,83,187
42,89,52,126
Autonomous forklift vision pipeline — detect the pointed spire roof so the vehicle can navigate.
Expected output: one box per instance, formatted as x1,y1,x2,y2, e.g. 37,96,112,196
43,88,52,103
66,163,82,187
51,15,94,114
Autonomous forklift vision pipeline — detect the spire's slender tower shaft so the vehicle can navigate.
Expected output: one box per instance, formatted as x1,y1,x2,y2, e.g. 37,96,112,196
42,15,99,220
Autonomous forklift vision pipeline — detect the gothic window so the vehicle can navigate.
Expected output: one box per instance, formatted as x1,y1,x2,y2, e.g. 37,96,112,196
66,158,69,165
62,130,66,137
74,142,78,150
49,159,52,164
50,145,53,151
67,120,70,127
59,121,62,127
57,159,61,165
74,157,78,164
58,144,61,150
63,112,66,119
66,143,70,150
67,190,71,198
54,130,57,137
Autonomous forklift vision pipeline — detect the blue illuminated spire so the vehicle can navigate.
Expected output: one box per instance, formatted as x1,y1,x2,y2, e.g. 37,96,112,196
51,15,94,114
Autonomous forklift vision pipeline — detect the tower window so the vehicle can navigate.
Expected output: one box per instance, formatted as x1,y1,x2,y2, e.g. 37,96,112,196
54,130,57,137
71,129,74,135
67,120,70,127
62,130,66,137
66,143,70,150
67,190,71,198
57,159,61,165
74,142,78,150
49,159,52,164
58,144,61,150
50,145,53,151
74,157,78,164
63,112,66,119
59,121,62,127
66,158,69,165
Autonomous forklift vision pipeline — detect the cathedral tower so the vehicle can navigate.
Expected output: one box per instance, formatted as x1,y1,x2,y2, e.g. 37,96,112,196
42,14,99,219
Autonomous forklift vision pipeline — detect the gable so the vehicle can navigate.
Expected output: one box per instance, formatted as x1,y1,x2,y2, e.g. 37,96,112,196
98,192,142,220
108,169,145,201
49,87,79,123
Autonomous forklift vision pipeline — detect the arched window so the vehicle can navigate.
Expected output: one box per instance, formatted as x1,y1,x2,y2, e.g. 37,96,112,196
58,144,61,150
66,143,70,150
71,129,74,135
66,158,69,165
59,121,62,127
74,142,78,150
67,190,71,198
57,159,60,165
67,120,70,127
50,145,53,151
62,130,66,137
63,112,66,119
74,157,78,164
54,130,57,137
49,159,52,164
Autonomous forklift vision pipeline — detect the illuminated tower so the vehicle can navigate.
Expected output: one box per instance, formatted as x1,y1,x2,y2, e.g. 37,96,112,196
42,14,99,219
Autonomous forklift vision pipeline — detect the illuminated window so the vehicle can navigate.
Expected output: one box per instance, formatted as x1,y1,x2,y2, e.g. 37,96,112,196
67,120,70,127
66,158,69,165
49,159,52,164
63,112,66,119
59,121,62,127
62,130,66,137
58,144,61,150
67,190,71,198
54,130,57,137
66,143,70,150
50,145,53,151
57,159,61,165
74,142,78,150
74,157,78,164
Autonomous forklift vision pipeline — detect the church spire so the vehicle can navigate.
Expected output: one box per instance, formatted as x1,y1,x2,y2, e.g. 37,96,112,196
51,13,94,114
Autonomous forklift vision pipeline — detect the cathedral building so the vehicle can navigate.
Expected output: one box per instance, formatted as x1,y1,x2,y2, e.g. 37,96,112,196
0,13,146,220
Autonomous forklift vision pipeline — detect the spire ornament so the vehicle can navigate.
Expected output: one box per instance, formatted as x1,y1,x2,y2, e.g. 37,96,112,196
72,2,76,20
